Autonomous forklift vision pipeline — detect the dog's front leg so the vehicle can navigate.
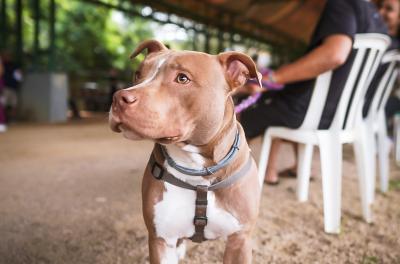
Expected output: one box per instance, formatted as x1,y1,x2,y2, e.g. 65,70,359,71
223,230,253,264
148,235,180,264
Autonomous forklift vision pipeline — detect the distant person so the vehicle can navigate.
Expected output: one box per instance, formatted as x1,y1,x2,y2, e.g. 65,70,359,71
0,55,6,132
239,0,388,184
374,0,400,129
1,51,22,123
364,0,400,120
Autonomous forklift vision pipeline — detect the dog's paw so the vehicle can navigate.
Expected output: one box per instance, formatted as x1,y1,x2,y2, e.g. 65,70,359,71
176,241,186,260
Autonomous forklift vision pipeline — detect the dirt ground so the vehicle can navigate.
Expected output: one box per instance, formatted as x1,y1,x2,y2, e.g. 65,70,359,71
0,117,399,264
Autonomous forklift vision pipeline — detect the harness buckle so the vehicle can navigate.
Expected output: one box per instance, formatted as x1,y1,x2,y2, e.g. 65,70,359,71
151,162,164,180
196,200,208,206
193,216,208,226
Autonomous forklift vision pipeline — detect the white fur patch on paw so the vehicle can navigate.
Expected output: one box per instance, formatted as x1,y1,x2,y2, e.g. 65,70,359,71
176,241,186,260
161,245,179,264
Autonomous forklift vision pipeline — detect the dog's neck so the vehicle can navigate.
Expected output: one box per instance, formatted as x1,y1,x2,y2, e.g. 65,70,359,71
164,98,238,169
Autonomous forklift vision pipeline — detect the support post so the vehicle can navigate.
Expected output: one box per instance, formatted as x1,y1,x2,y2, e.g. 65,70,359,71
229,15,234,49
192,29,197,51
204,29,210,54
0,0,7,49
49,0,56,71
33,0,40,70
217,29,224,53
15,0,23,64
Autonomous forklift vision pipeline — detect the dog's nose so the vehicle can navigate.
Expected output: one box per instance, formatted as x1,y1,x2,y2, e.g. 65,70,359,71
114,90,138,109
120,90,137,104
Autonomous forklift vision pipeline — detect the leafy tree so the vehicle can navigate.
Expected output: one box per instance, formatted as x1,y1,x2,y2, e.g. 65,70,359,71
55,1,153,74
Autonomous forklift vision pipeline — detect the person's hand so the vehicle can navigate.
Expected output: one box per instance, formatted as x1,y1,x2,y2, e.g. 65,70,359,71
234,83,265,95
246,83,265,93
260,70,284,90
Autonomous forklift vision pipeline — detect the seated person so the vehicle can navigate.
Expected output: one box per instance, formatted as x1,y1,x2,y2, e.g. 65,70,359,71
240,0,388,184
363,0,399,120
373,0,400,131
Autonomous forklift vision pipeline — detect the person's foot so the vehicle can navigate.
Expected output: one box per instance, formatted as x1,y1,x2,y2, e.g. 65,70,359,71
264,178,280,185
278,166,315,181
278,167,297,178
0,124,7,133
264,171,280,185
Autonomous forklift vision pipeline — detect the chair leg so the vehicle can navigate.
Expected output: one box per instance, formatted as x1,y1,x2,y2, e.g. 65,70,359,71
377,112,389,193
257,130,272,188
367,128,377,204
362,122,377,205
296,144,313,202
318,132,342,234
354,124,374,223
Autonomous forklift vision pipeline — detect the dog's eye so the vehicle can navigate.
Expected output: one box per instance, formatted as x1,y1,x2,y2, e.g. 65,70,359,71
176,73,190,84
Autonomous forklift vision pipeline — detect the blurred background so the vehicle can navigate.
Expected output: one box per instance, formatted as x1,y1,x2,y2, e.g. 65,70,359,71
0,0,324,122
2,1,400,264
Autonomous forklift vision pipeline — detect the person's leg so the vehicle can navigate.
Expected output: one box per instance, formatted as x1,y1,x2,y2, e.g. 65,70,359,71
240,98,287,139
385,96,400,119
385,96,400,134
281,141,298,175
241,100,289,184
264,138,282,184
3,88,17,123
0,101,7,132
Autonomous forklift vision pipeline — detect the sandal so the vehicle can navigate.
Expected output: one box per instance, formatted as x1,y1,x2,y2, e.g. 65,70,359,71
278,168,315,181
264,179,280,185
278,168,297,178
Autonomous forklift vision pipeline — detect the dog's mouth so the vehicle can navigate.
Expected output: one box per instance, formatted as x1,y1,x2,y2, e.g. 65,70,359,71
155,136,181,144
110,121,122,133
110,119,181,143
109,111,122,133
109,111,184,142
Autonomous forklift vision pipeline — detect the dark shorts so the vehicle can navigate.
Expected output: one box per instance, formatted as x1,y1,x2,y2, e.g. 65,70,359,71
239,93,305,139
385,96,400,119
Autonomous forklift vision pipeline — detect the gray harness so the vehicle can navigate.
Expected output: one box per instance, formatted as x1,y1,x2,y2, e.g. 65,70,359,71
148,131,252,243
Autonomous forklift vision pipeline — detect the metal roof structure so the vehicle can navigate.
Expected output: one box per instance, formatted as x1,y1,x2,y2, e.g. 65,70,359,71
132,0,327,47
0,0,327,69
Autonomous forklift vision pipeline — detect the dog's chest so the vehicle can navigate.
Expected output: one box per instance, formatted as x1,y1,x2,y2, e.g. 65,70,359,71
152,145,242,245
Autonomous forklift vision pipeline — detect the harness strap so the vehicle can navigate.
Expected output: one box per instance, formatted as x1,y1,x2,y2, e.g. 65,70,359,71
192,185,208,243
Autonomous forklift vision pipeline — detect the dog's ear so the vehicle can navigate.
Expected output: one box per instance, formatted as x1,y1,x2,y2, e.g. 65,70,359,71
130,40,168,59
218,51,262,91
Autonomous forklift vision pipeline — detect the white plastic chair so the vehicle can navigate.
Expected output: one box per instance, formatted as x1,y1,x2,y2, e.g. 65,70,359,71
363,50,400,200
257,34,390,234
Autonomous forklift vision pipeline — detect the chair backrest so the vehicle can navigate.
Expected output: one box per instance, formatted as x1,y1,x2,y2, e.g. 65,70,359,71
366,50,400,122
300,34,390,130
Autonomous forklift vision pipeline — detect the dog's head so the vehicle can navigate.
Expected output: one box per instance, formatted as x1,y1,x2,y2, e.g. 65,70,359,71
109,39,260,145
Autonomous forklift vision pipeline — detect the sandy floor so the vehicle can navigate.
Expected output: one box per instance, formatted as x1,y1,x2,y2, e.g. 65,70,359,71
0,118,399,264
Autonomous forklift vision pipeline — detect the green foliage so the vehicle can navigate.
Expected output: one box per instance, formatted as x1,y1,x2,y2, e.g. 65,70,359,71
389,179,400,191
4,0,153,73
54,1,153,73
361,255,379,264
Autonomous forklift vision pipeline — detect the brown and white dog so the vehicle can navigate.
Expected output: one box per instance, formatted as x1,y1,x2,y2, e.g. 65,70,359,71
109,40,262,264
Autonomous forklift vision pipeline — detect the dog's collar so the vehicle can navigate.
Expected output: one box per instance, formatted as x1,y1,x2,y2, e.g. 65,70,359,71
148,151,252,191
159,130,240,176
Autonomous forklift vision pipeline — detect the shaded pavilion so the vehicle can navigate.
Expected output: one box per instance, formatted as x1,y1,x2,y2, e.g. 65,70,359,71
0,0,326,68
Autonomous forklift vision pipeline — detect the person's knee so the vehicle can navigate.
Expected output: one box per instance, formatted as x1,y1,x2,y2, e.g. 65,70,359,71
241,121,263,139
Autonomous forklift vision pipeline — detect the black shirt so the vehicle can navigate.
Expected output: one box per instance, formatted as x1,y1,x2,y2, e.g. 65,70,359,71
274,0,388,129
3,61,20,90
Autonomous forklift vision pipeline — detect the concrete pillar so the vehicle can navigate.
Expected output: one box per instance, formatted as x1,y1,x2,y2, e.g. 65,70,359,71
20,73,69,123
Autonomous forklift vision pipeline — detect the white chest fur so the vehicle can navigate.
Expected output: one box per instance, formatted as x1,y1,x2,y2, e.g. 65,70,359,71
153,144,242,246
